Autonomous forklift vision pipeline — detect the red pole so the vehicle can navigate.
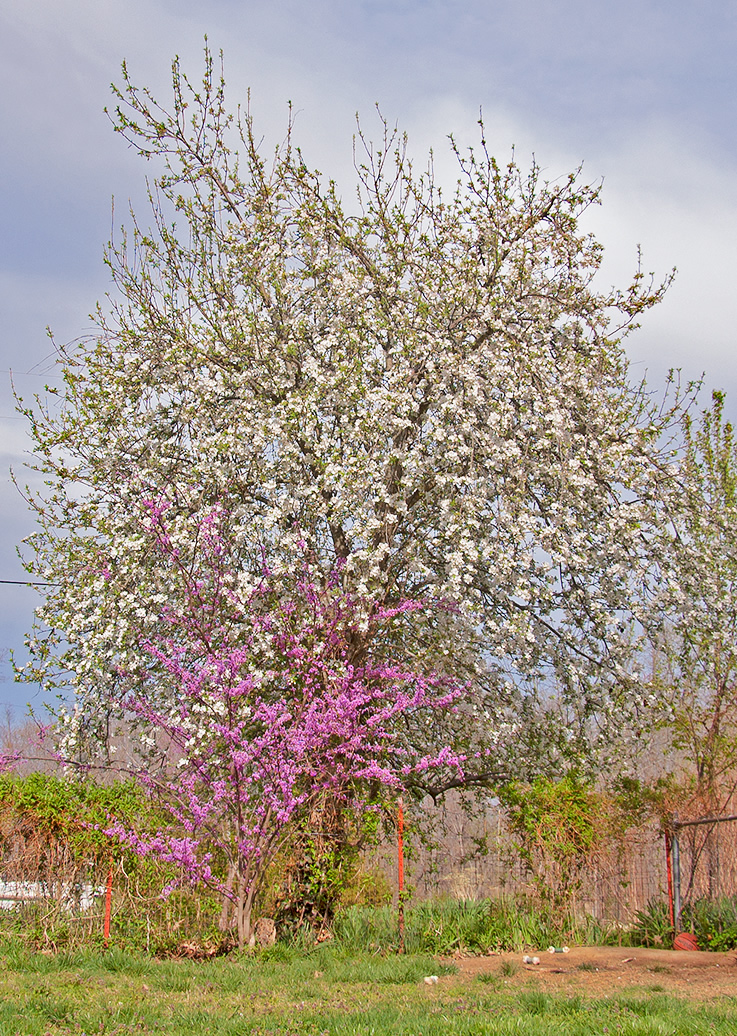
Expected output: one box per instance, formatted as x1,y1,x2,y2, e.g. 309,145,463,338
665,830,674,929
398,796,405,953
103,863,113,947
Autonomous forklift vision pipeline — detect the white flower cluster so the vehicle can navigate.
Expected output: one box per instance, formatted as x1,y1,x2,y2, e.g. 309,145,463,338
17,55,691,773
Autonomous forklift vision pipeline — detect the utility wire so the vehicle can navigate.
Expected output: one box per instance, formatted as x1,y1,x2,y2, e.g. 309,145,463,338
0,580,59,586
1,369,64,378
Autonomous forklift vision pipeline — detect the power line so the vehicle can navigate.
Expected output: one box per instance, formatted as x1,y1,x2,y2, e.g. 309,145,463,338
1,369,64,379
0,580,59,587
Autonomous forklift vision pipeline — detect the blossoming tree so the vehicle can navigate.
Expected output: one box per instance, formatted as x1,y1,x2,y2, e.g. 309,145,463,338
102,502,463,948
18,48,686,774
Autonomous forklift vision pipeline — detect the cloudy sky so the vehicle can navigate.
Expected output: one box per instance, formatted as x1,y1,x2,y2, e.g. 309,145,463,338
1,0,736,714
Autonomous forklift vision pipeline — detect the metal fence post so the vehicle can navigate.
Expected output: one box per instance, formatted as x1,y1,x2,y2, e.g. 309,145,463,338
398,796,405,953
671,826,681,930
665,828,675,929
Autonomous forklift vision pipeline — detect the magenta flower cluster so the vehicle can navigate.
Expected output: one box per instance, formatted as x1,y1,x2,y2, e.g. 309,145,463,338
105,503,465,942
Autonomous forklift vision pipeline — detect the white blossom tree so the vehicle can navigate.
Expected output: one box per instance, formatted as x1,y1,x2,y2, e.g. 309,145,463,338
17,48,686,780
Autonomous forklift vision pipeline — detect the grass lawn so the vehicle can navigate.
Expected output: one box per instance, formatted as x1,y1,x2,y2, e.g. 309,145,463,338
0,943,734,1035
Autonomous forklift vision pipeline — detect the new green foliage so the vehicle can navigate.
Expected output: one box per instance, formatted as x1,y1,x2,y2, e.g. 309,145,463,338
497,775,630,904
654,391,737,802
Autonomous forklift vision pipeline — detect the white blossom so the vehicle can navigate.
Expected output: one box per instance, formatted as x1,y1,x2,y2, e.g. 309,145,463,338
16,49,688,775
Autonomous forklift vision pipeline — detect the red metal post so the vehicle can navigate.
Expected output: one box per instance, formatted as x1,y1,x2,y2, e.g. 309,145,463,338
103,863,113,947
398,796,405,953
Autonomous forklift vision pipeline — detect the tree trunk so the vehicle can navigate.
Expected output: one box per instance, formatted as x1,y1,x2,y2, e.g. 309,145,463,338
236,871,256,950
219,861,237,932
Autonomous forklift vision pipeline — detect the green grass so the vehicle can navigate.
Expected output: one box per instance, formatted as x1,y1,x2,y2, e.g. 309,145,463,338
0,942,734,1035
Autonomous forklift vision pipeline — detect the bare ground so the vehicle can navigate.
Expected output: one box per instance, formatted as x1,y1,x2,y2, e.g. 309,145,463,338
453,946,737,1000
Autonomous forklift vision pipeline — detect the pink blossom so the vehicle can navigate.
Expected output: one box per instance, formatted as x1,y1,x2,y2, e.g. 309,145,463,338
104,504,466,946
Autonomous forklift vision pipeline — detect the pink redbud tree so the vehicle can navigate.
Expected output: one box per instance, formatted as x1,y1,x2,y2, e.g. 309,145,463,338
104,502,465,948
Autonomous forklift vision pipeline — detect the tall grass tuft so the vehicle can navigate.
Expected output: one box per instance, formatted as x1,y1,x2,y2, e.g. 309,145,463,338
332,897,583,954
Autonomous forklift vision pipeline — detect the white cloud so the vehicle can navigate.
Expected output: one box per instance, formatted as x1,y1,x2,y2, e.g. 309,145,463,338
585,126,737,402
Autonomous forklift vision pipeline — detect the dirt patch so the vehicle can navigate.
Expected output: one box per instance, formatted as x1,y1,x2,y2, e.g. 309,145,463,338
453,946,737,1000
